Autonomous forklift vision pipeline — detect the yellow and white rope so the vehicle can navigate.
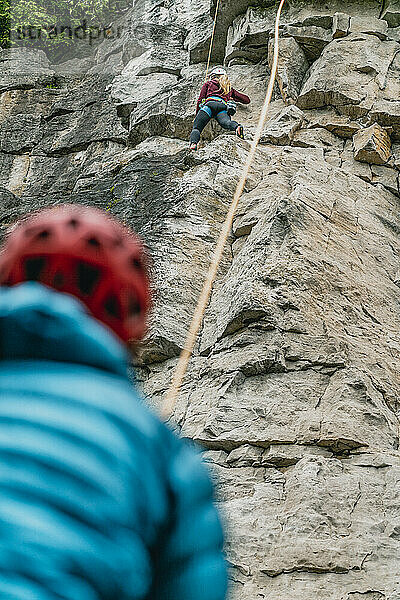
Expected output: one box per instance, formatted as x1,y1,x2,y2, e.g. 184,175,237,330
161,0,287,420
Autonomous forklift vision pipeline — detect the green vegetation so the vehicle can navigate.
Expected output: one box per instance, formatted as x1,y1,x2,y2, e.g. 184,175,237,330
0,0,11,48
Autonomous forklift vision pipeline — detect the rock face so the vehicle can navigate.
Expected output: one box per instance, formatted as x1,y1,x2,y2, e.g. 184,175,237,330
268,36,309,103
261,105,306,144
2,1,400,599
353,124,392,165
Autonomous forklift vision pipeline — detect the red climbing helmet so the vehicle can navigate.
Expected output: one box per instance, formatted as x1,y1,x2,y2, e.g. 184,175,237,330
0,204,151,343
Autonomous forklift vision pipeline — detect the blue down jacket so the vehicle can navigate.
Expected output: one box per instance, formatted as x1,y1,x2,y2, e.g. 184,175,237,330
0,282,227,600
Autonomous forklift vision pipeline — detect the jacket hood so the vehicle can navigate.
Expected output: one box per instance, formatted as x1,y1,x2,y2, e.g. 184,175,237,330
0,282,129,377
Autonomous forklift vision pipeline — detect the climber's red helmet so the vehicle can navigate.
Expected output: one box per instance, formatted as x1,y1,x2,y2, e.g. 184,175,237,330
0,204,151,344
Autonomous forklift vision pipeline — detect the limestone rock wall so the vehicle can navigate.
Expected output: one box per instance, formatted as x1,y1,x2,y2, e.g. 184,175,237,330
1,1,400,598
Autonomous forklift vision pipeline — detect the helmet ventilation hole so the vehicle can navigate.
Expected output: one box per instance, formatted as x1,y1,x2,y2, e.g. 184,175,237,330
24,257,46,281
87,237,101,248
76,262,100,295
128,296,141,316
130,257,142,271
36,230,50,240
68,218,79,228
104,295,121,319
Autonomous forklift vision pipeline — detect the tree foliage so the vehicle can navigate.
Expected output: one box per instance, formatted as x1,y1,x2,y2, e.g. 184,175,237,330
0,0,11,48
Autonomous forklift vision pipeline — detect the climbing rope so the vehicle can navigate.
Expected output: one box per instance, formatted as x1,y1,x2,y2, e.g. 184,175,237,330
161,0,287,420
204,0,221,84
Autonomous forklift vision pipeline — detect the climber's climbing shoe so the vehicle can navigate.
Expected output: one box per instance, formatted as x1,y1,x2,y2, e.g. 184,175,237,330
236,125,244,140
189,142,198,151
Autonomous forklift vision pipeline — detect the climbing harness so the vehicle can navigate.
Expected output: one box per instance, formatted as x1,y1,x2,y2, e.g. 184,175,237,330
200,96,228,116
200,104,213,117
201,96,227,105
204,0,222,84
161,0,287,420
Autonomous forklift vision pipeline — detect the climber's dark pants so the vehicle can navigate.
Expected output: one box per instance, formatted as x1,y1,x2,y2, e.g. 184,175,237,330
190,100,240,144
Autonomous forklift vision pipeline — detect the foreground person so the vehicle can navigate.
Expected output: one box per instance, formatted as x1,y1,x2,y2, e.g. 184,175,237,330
0,204,227,600
189,66,251,150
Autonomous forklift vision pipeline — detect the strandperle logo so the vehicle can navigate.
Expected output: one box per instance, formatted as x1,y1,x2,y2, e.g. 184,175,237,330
10,20,124,45
2,0,130,64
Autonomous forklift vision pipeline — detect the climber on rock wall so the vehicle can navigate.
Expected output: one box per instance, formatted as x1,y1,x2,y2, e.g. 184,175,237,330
189,66,250,150
0,205,227,600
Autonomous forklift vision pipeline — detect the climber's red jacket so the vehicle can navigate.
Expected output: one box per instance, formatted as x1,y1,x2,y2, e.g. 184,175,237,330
196,79,250,113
